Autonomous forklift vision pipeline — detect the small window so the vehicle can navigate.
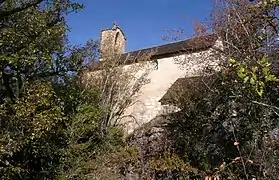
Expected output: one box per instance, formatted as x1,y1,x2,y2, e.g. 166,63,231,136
115,32,120,45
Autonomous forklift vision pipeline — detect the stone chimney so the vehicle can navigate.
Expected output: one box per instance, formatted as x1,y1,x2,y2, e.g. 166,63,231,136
100,22,126,59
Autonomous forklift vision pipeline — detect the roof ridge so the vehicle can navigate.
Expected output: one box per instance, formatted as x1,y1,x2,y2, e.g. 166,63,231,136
123,34,216,55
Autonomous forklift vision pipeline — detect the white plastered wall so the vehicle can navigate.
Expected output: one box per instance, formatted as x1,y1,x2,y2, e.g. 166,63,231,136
121,41,223,134
84,40,223,134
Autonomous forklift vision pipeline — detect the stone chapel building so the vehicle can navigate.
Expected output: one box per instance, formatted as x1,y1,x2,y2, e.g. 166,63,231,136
83,23,223,134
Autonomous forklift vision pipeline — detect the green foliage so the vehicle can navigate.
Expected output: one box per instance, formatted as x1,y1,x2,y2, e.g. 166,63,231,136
0,0,86,104
0,77,125,179
148,150,200,179
0,81,66,179
0,0,278,179
89,145,140,179
230,55,278,97
165,66,278,178
0,0,111,179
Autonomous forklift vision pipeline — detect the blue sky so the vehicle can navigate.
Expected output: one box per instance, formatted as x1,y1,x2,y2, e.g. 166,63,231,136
66,0,213,52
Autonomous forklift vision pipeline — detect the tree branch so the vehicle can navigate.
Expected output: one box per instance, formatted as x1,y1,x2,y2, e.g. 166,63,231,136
0,0,7,6
251,100,279,111
0,0,44,20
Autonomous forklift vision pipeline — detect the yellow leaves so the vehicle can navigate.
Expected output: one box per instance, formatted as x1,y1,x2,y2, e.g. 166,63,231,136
229,55,278,97
244,76,249,84
229,58,236,64
265,74,278,82
251,66,258,72
237,66,246,79
263,0,279,6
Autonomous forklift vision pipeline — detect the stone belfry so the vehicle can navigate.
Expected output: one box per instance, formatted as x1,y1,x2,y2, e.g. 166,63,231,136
100,22,126,59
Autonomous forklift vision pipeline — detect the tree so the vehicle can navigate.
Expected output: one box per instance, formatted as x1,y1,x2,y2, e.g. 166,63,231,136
161,0,279,179
0,0,84,103
0,81,66,178
0,0,153,178
81,47,157,135
0,0,102,179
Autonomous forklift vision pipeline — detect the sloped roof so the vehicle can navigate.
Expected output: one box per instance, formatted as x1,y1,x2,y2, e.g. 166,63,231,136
159,75,217,105
88,34,218,70
122,34,217,61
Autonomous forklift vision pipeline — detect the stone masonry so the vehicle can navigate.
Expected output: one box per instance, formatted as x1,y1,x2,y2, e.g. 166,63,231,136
85,23,223,134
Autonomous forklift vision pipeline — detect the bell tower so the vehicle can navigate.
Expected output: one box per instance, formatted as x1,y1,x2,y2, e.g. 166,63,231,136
100,22,126,59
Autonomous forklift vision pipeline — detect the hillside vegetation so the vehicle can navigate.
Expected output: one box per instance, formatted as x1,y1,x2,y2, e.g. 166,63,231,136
0,0,278,179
